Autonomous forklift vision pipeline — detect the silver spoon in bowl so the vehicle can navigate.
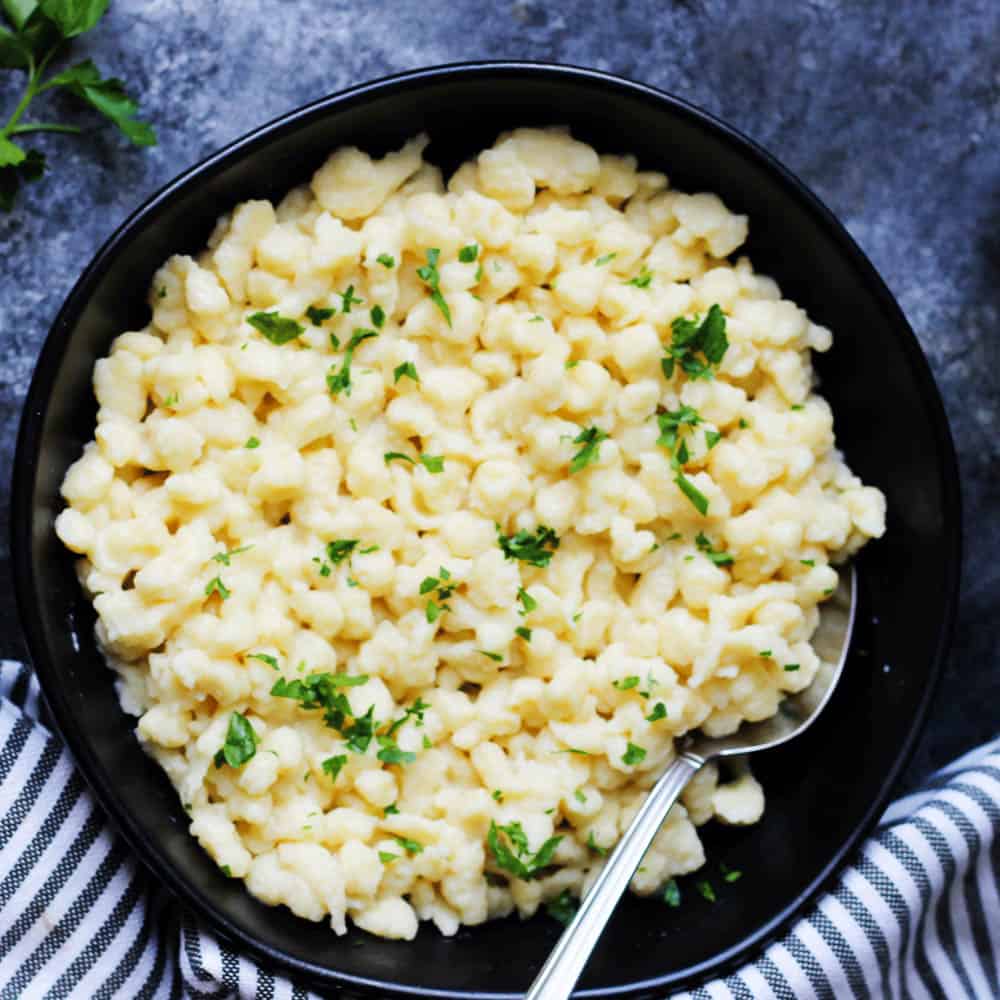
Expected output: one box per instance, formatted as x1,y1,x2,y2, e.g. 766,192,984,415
526,566,857,1000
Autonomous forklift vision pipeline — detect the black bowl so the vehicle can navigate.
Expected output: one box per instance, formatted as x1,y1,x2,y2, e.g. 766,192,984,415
11,62,961,998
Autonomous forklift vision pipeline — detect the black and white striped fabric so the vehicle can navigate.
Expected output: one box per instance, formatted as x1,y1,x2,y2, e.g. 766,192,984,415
1,657,997,1000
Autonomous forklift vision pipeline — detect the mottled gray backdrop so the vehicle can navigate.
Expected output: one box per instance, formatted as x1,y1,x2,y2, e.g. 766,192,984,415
1,0,997,784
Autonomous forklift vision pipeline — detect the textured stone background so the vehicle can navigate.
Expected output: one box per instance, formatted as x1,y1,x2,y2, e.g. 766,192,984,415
0,0,997,787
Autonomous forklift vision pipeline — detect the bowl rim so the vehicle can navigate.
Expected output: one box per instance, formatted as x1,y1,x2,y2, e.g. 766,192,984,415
10,59,963,998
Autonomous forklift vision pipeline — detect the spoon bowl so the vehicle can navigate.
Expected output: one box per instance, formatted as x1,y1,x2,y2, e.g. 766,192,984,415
527,567,857,1000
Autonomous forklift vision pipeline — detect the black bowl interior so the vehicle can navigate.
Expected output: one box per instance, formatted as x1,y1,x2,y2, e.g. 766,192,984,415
11,63,961,998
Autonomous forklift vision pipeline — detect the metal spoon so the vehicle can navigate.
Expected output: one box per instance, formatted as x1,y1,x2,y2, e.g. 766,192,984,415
526,567,857,1000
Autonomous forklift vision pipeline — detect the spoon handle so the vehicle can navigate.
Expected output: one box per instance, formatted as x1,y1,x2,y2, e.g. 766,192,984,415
525,753,703,1000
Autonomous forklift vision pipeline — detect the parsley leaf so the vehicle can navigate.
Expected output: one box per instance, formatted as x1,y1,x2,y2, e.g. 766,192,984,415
569,425,608,474
646,702,668,722
705,429,722,450
247,652,279,671
458,243,479,263
384,802,399,816
517,587,537,615
248,311,304,345
587,831,608,857
695,532,734,566
211,545,252,566
384,451,415,465
784,663,800,672
393,361,419,384
612,676,640,691
343,704,376,753
479,650,503,662
370,304,385,328
244,436,260,449
376,253,395,268
515,626,532,641
305,304,335,326
594,252,617,266
487,820,562,881
626,269,653,288
213,712,258,769
545,889,578,926
696,880,717,903
622,742,647,766
394,836,423,855
663,877,681,907
416,247,451,327
326,328,377,396
204,576,230,600
419,454,444,473
322,754,348,782
661,304,728,380
378,850,398,863
326,539,358,564
338,285,363,313
656,406,710,515
497,524,560,568
270,672,368,735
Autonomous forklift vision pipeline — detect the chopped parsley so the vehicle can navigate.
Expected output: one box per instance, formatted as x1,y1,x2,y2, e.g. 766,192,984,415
663,878,681,907
622,742,647,766
378,851,398,864
587,831,607,856
705,429,722,450
497,524,560,568
248,652,280,670
270,672,369,737
492,789,504,802
800,559,816,567
247,311,305,345
338,285,363,313
646,702,668,722
613,676,640,691
220,865,233,877
213,712,257,769
384,451,415,465
784,663,801,672
305,304,336,326
657,406,710,515
479,650,503,663
517,588,537,615
327,328,378,396
487,821,562,881
370,304,386,329
394,836,423,856
322,754,348,782
569,425,609,475
545,889,578,926
376,253,395,268
419,454,444,473
739,417,750,429
384,803,400,816
696,880,717,903
421,568,456,623
695,532,734,566
515,626,532,641
721,863,743,883
626,269,653,288
661,304,728,381
791,403,805,411
162,392,179,407
394,361,419,384
565,359,580,369
212,545,252,567
555,748,590,756
458,243,479,263
574,788,586,804
244,436,260,449
760,650,773,658
594,252,617,266
204,576,230,600
376,698,428,767
417,248,451,327
359,545,380,554
326,539,359,564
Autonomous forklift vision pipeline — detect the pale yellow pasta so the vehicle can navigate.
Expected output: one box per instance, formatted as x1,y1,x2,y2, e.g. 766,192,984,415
56,128,885,941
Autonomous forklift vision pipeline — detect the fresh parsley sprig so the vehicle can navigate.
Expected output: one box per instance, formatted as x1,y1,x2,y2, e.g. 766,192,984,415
496,524,560,568
568,425,608,475
656,405,710,516
1,0,156,211
487,820,562,881
417,248,451,327
661,304,728,380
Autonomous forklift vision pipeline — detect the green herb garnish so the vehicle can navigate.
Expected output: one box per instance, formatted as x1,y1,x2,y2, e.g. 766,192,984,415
622,742,646,766
419,454,444,474
378,851,398,863
247,652,279,670
517,587,537,615
663,878,681,907
306,304,336,326
394,836,423,856
515,626,532,641
696,880,717,903
417,248,451,326
587,831,607,857
626,269,652,288
394,361,419,383
0,3,156,212
339,285,363,313
594,252,617,266
213,712,257,769
458,243,479,263
479,650,503,662
545,889,578,926
784,663,800,672
245,436,260,449
661,304,728,380
376,253,395,268
370,304,385,329
327,328,377,396
646,702,668,722
248,311,305,345
322,754,348,782
487,820,562,881
212,545,252,567
497,524,560,568
569,425,608,475
695,532,733,566
204,576,230,600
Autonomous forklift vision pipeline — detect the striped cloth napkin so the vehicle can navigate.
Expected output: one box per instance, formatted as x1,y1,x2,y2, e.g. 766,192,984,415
1,657,997,1000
